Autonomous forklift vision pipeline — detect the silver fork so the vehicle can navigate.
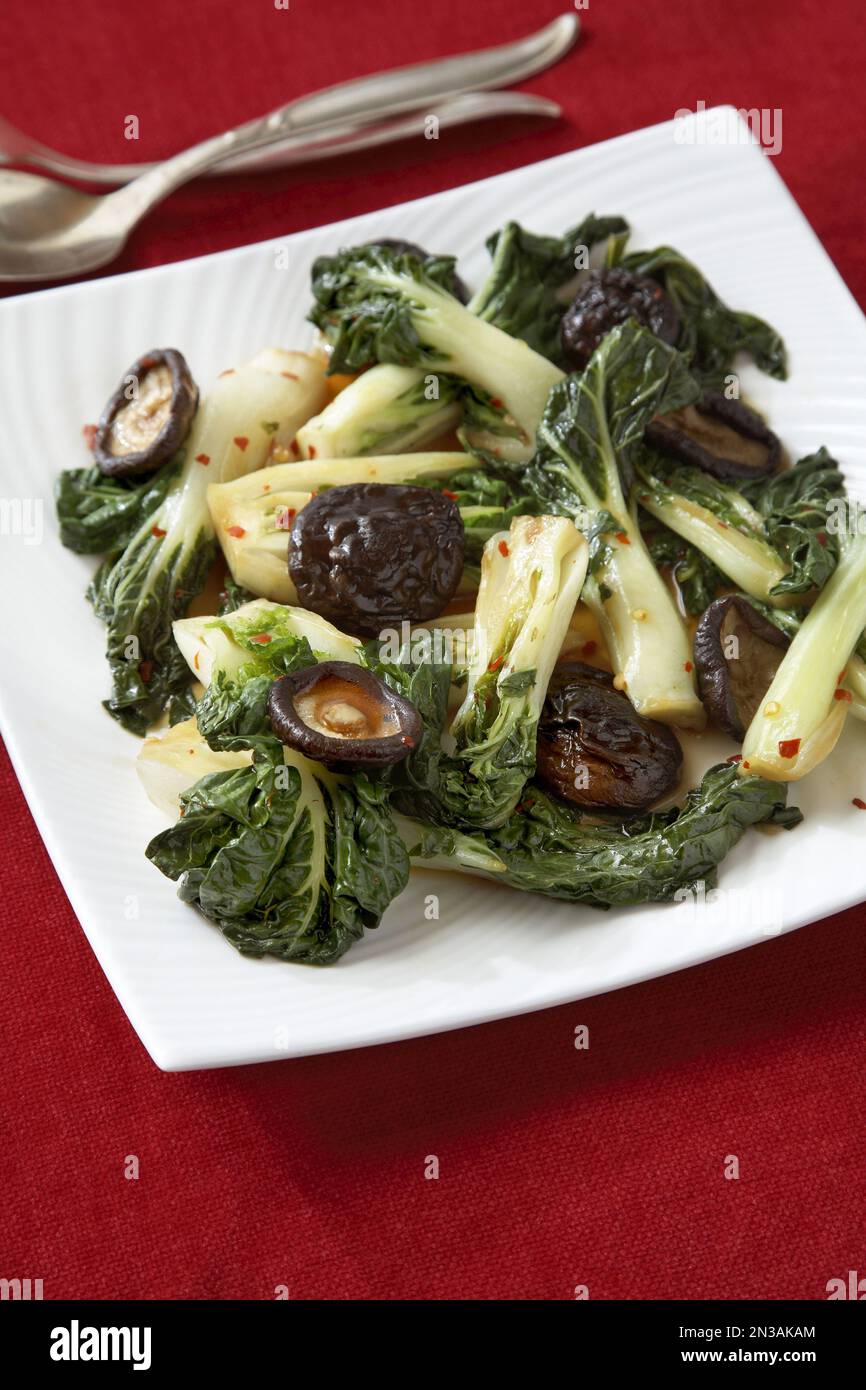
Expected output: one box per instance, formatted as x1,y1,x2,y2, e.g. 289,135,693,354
0,14,577,186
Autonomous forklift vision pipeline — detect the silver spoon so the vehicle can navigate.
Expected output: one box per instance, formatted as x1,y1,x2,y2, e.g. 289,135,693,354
0,13,577,187
0,91,562,282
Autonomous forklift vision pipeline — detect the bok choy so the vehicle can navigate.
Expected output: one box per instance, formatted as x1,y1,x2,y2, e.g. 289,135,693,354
144,600,408,964
297,364,463,459
298,213,626,461
308,244,563,463
376,515,589,829
740,522,866,780
526,321,706,729
399,762,799,907
636,447,843,604
58,350,327,733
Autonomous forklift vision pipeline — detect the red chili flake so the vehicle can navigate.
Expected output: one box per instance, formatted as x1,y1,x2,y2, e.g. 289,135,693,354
219,368,236,378
82,423,98,451
498,540,509,557
615,531,630,545
290,439,300,457
139,356,155,371
138,659,154,684
582,640,597,657
778,738,801,759
838,670,846,685
853,798,866,810
401,735,415,747
718,521,729,529
817,532,827,547
726,753,743,764
742,760,751,770
834,688,852,702
151,525,166,538
281,371,299,381
442,489,459,501
489,396,504,409
684,660,693,673
488,654,505,672
308,445,317,459
233,436,249,451
195,453,210,466
262,483,271,493
250,633,272,645
226,524,245,539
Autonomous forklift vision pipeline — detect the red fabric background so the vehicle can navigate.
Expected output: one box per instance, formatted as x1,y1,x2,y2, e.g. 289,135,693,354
2,0,865,1300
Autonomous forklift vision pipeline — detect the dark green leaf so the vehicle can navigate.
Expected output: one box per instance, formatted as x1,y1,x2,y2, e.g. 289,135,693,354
616,243,787,387
473,213,630,363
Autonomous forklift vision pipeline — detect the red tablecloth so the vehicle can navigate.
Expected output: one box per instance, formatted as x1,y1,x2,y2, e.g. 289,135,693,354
2,0,864,1300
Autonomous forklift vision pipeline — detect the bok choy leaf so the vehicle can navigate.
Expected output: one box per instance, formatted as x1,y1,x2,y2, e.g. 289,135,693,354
740,521,866,780
614,242,787,388
469,212,630,363
399,762,799,906
525,321,706,728
308,244,563,463
145,600,407,964
374,515,589,829
636,447,844,603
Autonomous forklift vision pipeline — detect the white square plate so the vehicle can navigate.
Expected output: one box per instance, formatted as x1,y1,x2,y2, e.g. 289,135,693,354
2,107,866,1070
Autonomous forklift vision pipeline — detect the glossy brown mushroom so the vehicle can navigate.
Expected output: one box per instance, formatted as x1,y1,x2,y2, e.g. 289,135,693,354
560,267,680,370
693,595,789,740
93,348,198,478
289,482,464,639
645,391,780,483
536,661,683,813
267,662,423,770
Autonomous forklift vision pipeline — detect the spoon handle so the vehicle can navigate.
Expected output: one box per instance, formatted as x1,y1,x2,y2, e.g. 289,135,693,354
3,15,576,188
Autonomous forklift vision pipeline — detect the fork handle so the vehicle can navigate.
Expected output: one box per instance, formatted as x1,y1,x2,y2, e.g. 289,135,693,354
1,15,576,188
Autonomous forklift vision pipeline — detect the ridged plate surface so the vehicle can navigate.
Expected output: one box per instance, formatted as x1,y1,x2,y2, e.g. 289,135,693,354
2,108,865,1069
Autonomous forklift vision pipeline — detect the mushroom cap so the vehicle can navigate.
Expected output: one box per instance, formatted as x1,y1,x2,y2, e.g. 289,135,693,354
645,391,781,483
267,661,423,769
693,596,789,740
94,348,198,479
289,483,464,639
536,660,683,812
560,268,680,371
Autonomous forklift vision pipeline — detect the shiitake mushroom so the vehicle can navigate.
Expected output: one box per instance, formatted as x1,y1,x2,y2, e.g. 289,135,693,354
289,482,464,639
93,348,198,478
645,391,780,482
267,662,423,770
693,595,789,740
560,267,680,370
362,237,470,303
536,661,683,813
